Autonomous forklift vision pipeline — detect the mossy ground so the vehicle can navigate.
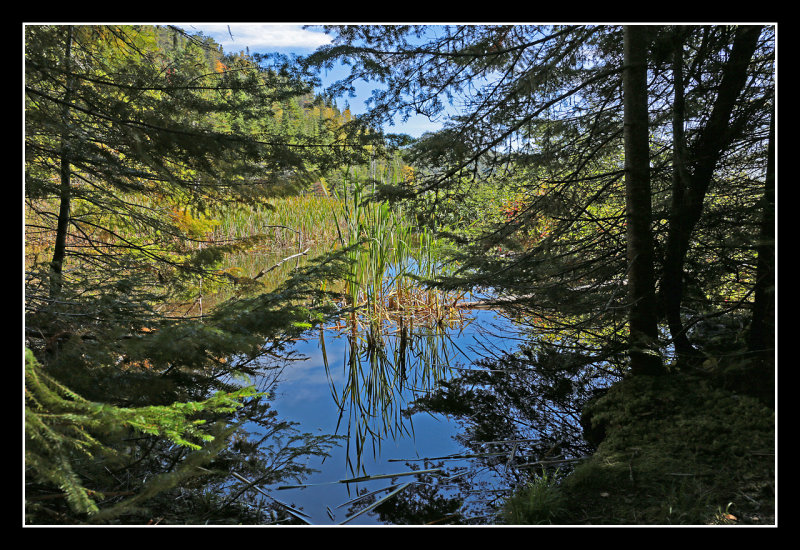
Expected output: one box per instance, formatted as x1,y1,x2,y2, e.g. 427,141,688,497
503,373,775,525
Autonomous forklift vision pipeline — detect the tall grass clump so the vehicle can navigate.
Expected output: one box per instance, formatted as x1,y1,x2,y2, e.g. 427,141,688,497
502,469,566,524
331,164,466,327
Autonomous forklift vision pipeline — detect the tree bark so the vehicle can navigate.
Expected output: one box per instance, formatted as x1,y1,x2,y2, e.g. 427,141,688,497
662,26,696,363
49,25,75,298
623,25,665,376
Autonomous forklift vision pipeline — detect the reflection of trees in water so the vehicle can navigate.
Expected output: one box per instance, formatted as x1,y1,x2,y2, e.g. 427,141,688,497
351,341,622,524
324,314,470,476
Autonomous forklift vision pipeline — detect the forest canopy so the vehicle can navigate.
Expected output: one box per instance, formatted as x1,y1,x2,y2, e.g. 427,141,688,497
300,24,774,374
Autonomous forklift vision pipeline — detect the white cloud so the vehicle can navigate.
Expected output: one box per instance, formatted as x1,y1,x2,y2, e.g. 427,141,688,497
177,23,331,52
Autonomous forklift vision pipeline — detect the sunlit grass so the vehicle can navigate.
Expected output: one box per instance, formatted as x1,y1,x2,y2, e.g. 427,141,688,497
212,194,342,249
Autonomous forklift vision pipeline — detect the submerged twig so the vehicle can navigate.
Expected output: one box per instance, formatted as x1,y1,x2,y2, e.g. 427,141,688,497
338,482,413,525
276,468,443,490
229,471,313,525
388,452,508,462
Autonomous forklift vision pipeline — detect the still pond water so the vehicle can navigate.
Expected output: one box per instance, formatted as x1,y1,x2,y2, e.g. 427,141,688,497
254,307,525,525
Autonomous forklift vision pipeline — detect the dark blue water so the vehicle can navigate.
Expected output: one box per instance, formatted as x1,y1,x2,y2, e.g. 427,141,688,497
261,308,522,525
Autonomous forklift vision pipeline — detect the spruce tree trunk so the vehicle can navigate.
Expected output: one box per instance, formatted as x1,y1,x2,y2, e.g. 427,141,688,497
49,26,75,298
623,25,664,376
662,26,697,364
659,25,762,368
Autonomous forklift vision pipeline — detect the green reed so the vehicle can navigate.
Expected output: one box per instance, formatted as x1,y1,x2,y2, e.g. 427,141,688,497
330,164,466,325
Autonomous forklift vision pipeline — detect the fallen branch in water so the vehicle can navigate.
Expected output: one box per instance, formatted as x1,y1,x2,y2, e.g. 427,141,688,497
252,247,311,281
339,482,413,525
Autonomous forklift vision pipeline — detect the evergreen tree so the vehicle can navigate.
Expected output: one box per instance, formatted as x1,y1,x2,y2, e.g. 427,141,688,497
622,25,663,375
300,24,774,382
25,348,256,519
657,25,766,368
24,24,348,524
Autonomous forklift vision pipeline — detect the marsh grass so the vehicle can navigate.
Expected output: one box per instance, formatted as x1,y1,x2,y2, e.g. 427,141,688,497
330,165,468,325
212,195,342,249
254,165,476,475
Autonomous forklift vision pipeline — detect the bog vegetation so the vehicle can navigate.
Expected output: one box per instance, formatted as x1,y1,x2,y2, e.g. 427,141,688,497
24,24,774,525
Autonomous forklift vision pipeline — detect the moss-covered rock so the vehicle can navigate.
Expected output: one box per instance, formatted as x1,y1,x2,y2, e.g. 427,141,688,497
518,374,775,525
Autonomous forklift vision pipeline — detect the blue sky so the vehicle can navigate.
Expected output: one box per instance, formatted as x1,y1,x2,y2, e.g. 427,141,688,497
177,23,331,53
176,23,443,138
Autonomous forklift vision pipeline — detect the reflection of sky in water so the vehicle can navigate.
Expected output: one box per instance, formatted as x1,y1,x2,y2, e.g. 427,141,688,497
258,309,521,525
